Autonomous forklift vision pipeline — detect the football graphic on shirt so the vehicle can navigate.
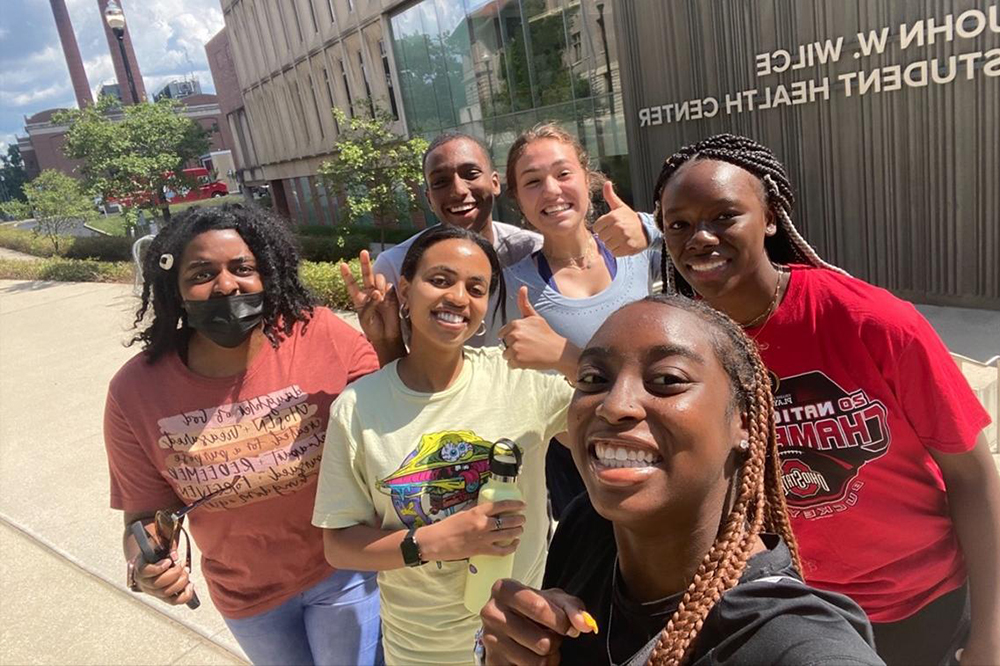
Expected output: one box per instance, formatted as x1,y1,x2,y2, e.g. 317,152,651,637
377,430,493,528
772,371,891,513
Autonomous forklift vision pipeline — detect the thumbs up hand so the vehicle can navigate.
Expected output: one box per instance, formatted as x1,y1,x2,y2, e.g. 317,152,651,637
593,181,648,257
498,286,581,377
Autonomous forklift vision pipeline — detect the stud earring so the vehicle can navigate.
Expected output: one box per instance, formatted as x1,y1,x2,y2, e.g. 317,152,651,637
738,439,749,452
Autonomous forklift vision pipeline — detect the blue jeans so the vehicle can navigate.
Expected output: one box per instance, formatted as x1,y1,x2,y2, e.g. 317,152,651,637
224,569,383,666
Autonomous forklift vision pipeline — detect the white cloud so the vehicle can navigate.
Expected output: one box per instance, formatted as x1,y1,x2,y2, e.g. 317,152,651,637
2,0,226,142
5,83,68,107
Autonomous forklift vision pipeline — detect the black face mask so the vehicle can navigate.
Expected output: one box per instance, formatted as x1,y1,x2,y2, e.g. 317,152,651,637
183,292,265,348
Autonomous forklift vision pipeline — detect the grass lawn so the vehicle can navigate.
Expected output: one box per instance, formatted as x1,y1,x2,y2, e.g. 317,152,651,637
87,194,245,236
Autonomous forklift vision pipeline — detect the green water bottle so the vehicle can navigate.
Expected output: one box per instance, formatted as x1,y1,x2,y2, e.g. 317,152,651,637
463,439,524,613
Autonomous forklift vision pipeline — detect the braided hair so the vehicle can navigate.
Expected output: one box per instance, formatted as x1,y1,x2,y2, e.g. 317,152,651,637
129,203,315,363
637,294,801,666
651,133,845,297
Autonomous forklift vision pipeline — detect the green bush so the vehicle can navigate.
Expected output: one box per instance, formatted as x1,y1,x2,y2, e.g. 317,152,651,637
0,227,134,261
0,258,132,282
297,235,368,263
0,250,358,311
295,225,419,264
300,259,359,310
64,235,133,261
0,227,57,256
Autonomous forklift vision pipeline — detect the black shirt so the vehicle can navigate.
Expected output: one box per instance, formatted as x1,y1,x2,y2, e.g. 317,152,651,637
543,495,884,665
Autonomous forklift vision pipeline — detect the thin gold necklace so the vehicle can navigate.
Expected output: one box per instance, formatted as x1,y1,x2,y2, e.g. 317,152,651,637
542,235,597,269
741,266,786,329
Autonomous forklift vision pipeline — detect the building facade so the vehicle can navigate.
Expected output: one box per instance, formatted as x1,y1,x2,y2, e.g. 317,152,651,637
154,79,205,101
16,96,234,182
218,0,997,307
614,0,998,309
218,0,630,225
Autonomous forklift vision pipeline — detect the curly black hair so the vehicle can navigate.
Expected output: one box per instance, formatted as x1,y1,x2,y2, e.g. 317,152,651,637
130,203,315,363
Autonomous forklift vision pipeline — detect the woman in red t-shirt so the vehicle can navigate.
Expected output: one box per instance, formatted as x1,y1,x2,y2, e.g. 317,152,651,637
651,134,998,666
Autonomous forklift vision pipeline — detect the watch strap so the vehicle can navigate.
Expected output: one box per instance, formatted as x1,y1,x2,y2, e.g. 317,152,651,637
400,526,425,567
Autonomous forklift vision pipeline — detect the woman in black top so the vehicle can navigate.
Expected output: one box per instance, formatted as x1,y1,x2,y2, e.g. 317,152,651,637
478,295,883,665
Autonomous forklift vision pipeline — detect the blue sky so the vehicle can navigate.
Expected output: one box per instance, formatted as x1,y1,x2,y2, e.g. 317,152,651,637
0,0,225,151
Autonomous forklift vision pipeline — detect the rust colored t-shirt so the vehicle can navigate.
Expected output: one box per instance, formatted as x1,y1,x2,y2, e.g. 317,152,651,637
104,308,378,618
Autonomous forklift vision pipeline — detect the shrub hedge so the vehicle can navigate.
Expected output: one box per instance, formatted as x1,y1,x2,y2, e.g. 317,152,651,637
0,256,359,311
0,227,132,261
0,258,133,283
1,224,418,266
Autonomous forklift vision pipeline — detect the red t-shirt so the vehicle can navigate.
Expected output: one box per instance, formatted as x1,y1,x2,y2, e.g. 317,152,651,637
104,308,378,618
750,266,990,623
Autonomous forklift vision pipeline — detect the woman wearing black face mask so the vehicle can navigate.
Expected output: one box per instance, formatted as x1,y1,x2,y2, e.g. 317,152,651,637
103,205,385,666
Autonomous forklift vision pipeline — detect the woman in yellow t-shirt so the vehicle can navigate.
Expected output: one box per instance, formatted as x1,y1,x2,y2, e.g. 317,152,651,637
312,224,572,665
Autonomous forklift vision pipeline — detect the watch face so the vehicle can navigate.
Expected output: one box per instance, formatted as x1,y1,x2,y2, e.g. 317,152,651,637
473,636,486,666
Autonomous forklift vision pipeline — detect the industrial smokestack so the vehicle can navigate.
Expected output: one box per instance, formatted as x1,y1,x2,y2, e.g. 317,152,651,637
97,0,147,104
49,0,94,108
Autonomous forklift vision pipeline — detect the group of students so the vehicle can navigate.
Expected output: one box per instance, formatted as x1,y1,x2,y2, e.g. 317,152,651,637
104,125,999,666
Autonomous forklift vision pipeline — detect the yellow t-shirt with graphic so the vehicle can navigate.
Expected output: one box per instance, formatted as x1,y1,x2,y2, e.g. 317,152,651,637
313,347,572,666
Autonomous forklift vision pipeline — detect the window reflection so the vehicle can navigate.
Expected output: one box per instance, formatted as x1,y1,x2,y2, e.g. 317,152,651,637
388,0,631,215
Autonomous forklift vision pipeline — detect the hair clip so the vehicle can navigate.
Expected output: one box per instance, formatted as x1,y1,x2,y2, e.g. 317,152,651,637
159,253,174,270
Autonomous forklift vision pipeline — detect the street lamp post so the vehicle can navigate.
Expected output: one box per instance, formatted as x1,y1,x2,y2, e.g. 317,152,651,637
104,0,139,105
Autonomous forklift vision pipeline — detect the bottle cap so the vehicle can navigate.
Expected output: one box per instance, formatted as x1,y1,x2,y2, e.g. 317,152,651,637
489,439,522,477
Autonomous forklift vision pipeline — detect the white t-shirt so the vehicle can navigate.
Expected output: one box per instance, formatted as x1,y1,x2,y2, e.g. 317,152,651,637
313,347,572,665
372,221,542,348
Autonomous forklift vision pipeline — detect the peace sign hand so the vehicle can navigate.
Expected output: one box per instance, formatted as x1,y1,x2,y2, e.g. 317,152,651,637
340,250,405,364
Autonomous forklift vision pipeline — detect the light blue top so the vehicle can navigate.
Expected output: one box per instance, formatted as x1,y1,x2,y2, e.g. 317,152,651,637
502,213,662,349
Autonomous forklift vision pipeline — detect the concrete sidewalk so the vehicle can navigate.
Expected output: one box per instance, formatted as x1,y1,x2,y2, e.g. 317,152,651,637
0,280,247,664
0,278,995,664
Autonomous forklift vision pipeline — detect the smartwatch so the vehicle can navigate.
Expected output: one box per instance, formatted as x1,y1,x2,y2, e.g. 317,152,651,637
473,627,486,666
400,526,425,567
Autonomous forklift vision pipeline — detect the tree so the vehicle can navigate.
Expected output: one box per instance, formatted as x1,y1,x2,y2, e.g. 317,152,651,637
56,96,210,230
0,144,29,203
318,104,428,248
21,170,95,252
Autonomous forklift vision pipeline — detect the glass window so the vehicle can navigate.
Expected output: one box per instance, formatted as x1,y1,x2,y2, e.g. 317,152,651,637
290,0,304,43
322,67,339,133
358,51,375,117
306,0,319,33
308,74,325,139
339,58,354,116
379,40,399,120
387,0,632,206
